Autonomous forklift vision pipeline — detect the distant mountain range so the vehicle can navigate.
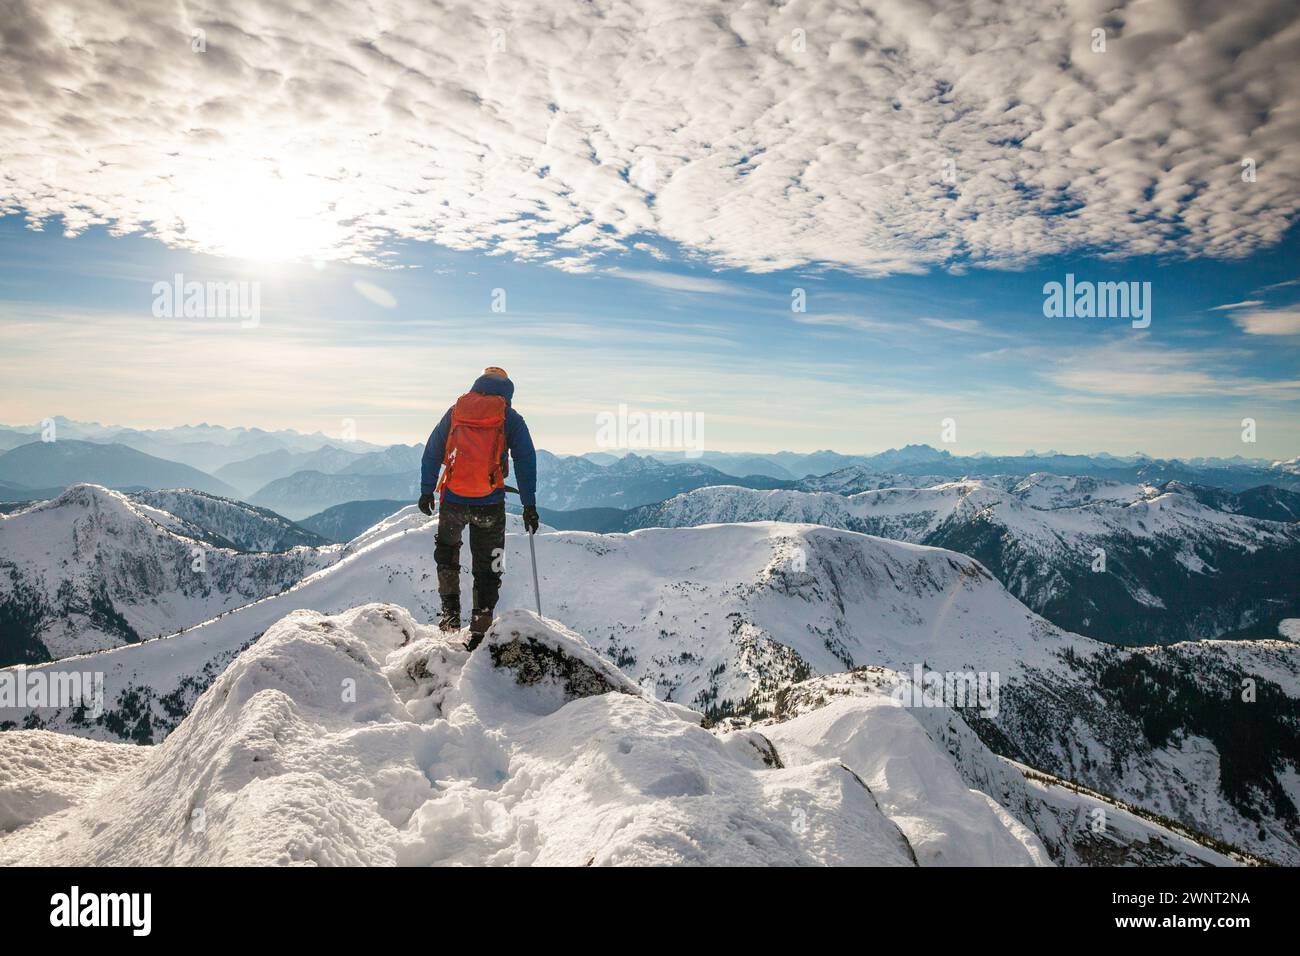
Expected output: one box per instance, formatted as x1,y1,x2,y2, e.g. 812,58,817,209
3,421,1297,554
534,451,793,511
0,417,387,472
0,440,241,498
795,450,1300,493
250,471,421,520
214,444,423,495
613,475,1300,646
1,420,1297,534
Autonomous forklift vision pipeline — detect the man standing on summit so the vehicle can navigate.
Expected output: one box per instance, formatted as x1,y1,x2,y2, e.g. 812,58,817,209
418,367,539,648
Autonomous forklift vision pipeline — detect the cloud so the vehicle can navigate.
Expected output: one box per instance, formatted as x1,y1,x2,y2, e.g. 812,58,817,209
632,242,670,262
606,269,740,295
1229,308,1300,336
0,0,1298,276
1044,336,1300,398
1210,300,1264,311
919,317,983,333
790,312,900,334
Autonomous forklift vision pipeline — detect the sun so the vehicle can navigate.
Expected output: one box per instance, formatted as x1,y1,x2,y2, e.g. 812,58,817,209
180,162,351,263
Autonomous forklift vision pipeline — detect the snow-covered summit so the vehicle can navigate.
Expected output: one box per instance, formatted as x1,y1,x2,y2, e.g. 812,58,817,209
0,484,337,663
0,604,1051,866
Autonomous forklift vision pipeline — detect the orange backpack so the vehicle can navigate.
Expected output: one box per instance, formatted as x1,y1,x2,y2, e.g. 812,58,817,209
435,392,509,499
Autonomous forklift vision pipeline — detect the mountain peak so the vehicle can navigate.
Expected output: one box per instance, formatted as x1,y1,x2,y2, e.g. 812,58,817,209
606,451,666,473
856,444,952,470
45,481,136,514
0,604,933,866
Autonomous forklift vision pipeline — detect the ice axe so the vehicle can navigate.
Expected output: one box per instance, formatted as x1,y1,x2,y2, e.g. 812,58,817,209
505,485,542,616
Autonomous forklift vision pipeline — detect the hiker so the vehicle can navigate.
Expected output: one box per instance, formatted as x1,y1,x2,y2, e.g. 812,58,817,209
418,367,539,649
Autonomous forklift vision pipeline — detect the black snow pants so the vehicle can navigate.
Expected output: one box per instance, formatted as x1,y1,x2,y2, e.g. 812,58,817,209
434,500,506,611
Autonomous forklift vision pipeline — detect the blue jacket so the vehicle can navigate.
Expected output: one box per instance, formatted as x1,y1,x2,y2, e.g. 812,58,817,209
420,374,537,508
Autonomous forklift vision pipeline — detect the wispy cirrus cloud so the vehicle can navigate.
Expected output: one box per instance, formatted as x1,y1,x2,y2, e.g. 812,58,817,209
790,312,900,334
919,317,984,334
606,269,741,296
0,0,1297,276
1044,336,1300,399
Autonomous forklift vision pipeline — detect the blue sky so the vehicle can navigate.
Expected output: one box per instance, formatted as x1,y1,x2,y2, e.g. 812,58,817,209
2,214,1297,457
2,0,1298,458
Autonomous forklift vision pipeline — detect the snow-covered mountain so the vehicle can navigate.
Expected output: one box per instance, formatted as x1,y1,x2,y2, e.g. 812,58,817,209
796,467,945,495
0,605,1237,866
1164,481,1300,523
603,450,798,481
791,447,1300,493
129,489,327,551
4,515,1296,862
757,670,1237,866
0,485,338,665
625,476,1300,644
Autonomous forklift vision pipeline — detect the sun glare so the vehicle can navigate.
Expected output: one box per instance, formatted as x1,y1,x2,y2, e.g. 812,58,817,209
181,164,350,263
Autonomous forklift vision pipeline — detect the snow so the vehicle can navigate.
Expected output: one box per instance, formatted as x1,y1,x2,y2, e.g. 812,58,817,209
5,505,1296,862
4,478,1295,866
1279,619,1300,642
1,519,1078,736
756,669,1240,867
0,604,976,866
0,484,337,658
639,475,1300,561
0,731,145,835
760,696,1049,865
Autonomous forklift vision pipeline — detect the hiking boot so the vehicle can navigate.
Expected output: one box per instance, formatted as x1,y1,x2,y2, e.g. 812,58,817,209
466,607,494,649
438,597,461,632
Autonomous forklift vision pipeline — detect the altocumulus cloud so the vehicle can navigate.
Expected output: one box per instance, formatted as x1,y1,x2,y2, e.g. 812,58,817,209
1,0,1298,274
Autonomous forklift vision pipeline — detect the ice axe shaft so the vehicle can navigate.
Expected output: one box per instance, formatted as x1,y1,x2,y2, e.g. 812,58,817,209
527,528,541,616
502,486,541,615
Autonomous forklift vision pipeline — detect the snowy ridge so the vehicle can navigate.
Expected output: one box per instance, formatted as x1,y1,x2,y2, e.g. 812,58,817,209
758,669,1242,866
129,489,327,551
628,477,1300,643
4,516,1296,862
0,484,339,663
1,606,1024,866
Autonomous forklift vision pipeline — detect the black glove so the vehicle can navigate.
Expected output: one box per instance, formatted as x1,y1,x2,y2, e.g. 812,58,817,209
522,505,539,535
418,492,435,516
